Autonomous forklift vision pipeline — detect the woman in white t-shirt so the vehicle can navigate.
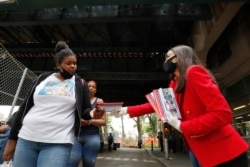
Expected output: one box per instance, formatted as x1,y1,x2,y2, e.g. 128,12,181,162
3,41,101,167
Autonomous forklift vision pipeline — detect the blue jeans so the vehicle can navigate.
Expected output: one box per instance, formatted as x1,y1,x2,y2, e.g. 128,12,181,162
14,138,72,167
68,133,100,167
189,150,202,167
0,128,11,164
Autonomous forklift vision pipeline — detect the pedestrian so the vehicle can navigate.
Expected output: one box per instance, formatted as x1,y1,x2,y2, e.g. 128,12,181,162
0,112,17,164
108,133,113,151
138,137,142,149
157,131,163,151
167,130,176,153
112,45,249,167
68,80,106,167
3,41,101,167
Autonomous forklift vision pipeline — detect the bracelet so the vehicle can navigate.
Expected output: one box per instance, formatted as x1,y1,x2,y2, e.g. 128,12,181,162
88,119,92,125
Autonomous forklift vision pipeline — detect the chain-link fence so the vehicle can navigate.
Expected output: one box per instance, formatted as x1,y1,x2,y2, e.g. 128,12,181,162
0,43,37,121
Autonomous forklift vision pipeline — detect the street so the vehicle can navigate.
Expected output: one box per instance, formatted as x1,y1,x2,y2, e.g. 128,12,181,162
96,147,163,167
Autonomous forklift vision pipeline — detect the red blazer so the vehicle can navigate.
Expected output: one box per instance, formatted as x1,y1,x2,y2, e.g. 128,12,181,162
180,65,248,167
127,103,154,117
128,65,248,167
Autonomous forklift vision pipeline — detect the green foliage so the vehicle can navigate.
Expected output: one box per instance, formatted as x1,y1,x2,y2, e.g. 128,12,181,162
142,114,157,136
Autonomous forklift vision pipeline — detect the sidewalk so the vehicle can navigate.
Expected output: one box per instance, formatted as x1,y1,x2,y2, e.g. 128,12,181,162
145,148,193,167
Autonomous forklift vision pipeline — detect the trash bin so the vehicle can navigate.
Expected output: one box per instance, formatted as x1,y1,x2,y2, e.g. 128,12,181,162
113,143,117,150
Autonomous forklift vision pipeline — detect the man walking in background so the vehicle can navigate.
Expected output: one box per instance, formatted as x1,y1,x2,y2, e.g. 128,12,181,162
108,133,113,151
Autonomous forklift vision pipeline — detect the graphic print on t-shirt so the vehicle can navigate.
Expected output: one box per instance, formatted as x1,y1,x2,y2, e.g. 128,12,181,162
38,80,74,97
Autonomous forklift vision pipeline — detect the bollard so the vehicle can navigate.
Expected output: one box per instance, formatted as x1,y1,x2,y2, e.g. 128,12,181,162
164,138,169,159
151,139,153,151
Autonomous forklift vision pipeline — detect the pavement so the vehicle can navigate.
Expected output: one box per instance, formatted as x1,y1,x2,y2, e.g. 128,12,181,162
145,148,193,167
146,148,250,167
94,143,250,167
95,146,193,167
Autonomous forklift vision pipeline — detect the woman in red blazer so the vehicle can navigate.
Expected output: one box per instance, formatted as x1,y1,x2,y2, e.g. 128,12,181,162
113,45,249,167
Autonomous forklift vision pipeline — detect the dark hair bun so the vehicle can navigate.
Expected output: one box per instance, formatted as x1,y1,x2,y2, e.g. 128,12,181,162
55,41,69,53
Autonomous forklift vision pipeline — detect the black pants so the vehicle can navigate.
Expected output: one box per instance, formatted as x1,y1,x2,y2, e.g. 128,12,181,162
216,152,248,167
138,142,142,148
108,142,112,151
159,140,163,151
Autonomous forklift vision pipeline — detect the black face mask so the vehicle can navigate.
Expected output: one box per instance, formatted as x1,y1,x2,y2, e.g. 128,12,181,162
162,57,177,74
59,67,74,79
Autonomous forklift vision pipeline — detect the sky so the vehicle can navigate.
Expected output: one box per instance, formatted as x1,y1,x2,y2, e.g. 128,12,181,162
109,115,138,138
0,105,19,121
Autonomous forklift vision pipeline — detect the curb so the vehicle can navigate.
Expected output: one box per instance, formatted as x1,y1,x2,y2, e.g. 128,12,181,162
145,149,169,167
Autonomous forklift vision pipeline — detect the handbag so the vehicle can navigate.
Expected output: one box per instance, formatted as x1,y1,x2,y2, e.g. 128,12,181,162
0,161,13,167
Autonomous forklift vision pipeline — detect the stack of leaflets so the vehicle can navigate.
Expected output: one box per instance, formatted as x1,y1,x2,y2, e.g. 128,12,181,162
99,102,124,112
145,88,181,123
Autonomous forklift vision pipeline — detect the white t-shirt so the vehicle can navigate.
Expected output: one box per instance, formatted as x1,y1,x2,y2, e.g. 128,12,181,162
18,73,76,144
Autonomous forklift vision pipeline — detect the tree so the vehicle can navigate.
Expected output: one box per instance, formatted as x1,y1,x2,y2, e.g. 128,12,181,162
132,113,158,138
143,114,158,136
135,117,142,139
